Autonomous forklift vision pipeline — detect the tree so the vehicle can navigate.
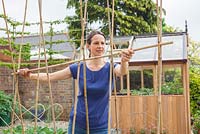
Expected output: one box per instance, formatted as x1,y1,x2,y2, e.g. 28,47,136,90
188,39,200,66
190,66,200,132
188,39,200,132
66,0,158,47
65,0,178,47
162,18,177,33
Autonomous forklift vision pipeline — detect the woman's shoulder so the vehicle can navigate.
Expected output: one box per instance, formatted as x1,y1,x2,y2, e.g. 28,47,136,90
70,62,84,68
105,61,119,68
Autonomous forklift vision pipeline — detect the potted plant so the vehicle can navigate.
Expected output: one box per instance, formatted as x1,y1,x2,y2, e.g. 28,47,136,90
0,90,12,126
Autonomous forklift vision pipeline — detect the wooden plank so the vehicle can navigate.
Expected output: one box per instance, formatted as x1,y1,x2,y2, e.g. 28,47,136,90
111,96,187,133
111,96,131,133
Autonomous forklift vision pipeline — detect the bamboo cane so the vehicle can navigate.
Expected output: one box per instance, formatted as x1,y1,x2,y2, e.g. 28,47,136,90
12,41,173,75
37,1,56,133
12,103,46,123
15,1,28,134
108,0,118,133
34,19,42,133
156,0,163,134
1,0,25,133
72,63,80,134
80,0,90,134
107,0,112,133
112,41,172,52
16,1,28,133
17,0,28,70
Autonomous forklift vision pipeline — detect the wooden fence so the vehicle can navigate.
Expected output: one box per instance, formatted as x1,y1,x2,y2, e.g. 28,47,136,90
111,95,188,134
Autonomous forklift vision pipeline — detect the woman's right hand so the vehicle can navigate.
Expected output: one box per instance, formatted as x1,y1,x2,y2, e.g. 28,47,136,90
17,68,31,78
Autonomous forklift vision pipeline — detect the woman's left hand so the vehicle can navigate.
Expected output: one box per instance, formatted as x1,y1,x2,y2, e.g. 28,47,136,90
121,48,134,62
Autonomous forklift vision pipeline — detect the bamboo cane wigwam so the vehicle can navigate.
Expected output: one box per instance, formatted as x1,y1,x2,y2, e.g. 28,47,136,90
1,0,191,133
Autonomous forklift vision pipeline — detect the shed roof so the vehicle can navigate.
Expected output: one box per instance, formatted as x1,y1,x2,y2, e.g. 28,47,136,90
113,32,188,62
14,34,75,61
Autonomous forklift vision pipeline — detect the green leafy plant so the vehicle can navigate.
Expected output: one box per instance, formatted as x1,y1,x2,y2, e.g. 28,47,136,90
140,128,147,134
0,14,69,68
0,91,25,126
161,82,183,95
118,82,184,96
193,112,200,133
0,90,12,126
140,88,154,95
161,128,167,134
118,89,128,95
130,89,140,95
2,125,67,134
150,128,156,134
190,67,200,133
190,67,200,119
130,128,136,134
194,120,200,130
130,88,154,96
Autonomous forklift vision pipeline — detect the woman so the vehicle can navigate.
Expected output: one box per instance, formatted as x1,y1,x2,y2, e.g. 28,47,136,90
18,30,133,134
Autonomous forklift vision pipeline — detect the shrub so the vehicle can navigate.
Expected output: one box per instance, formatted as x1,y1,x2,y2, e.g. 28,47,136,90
190,66,200,133
0,90,12,126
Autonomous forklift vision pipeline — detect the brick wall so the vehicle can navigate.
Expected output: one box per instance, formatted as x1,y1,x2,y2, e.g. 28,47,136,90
0,66,14,93
0,66,73,121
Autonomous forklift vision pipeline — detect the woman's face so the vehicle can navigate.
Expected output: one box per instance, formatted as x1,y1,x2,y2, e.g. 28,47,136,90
87,34,105,57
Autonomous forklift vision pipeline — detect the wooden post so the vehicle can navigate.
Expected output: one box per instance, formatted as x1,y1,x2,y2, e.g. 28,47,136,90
184,28,191,134
156,0,163,134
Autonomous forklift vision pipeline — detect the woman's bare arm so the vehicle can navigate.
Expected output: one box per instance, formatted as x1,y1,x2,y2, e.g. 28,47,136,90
114,48,134,77
18,66,72,81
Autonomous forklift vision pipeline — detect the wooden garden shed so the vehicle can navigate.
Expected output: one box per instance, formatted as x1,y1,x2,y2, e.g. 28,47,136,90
110,32,190,134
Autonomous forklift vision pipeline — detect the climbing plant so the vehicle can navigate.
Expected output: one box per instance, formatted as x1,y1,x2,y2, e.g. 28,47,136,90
0,14,73,68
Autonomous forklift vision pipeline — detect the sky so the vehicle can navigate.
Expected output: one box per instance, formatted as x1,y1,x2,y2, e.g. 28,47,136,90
162,0,200,42
0,0,199,42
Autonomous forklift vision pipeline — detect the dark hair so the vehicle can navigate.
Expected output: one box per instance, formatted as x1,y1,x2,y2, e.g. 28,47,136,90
86,30,106,45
